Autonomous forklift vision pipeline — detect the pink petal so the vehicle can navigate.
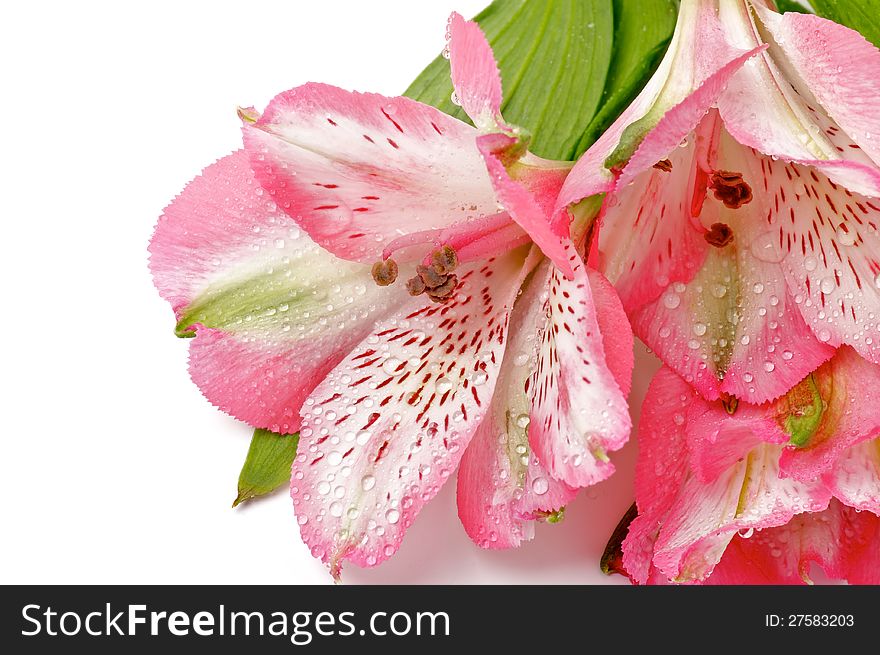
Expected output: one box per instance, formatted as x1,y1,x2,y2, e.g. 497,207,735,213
779,347,880,484
622,367,698,584
555,0,763,210
589,267,635,397
476,133,573,277
617,45,766,190
457,249,576,549
597,138,709,312
623,366,829,584
609,125,835,403
527,249,633,489
709,500,880,585
826,439,880,514
684,398,787,484
149,151,406,432
446,12,503,132
717,4,880,197
290,248,534,574
754,155,880,364
243,83,498,263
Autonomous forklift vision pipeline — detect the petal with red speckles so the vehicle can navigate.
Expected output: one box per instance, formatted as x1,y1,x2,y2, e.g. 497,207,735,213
457,248,576,549
527,248,633,489
744,151,880,364
290,247,535,575
243,83,497,263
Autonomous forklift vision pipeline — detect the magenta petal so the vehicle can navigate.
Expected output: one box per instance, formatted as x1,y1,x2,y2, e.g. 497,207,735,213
779,347,880,485
477,133,574,277
446,12,504,131
709,500,880,585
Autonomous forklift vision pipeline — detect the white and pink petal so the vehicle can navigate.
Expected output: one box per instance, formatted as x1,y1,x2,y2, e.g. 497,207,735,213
527,251,634,489
457,248,576,549
149,151,406,432
290,247,534,574
243,83,498,263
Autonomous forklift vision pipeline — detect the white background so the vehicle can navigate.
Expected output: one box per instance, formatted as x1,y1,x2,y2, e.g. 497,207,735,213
1,0,662,584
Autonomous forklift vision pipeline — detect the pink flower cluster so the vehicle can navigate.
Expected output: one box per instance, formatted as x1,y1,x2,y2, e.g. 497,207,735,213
151,1,880,583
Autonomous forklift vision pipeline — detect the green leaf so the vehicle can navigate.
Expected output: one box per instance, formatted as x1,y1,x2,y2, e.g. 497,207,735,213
811,0,880,47
233,429,299,507
405,0,615,160
774,0,813,13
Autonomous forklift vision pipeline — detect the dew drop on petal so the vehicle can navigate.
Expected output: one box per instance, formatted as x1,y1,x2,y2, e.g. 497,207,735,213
531,478,549,495
836,224,855,246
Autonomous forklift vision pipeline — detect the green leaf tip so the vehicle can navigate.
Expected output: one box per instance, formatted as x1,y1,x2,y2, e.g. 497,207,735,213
234,428,299,508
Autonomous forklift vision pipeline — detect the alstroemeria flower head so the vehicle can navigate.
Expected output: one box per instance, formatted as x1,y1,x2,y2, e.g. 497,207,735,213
149,13,634,577
619,347,880,585
558,0,880,404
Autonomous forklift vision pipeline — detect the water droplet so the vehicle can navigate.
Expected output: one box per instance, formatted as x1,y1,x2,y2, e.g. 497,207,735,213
818,328,832,342
764,361,775,372
693,322,707,336
663,293,681,309
382,357,404,376
738,527,754,539
819,277,835,294
711,284,728,299
385,508,400,524
515,414,531,428
782,350,793,360
836,224,855,246
361,475,376,491
471,370,488,386
531,478,549,495
752,282,765,294
750,231,785,263
435,377,454,393
329,501,343,517
317,481,331,495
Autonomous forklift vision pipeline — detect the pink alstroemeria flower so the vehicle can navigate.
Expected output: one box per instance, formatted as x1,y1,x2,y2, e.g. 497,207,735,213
558,0,880,404
621,347,880,584
150,14,633,576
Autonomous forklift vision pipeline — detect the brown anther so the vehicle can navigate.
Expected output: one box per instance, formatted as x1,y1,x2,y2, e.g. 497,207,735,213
425,274,459,303
653,158,673,173
417,264,446,289
371,258,398,286
704,222,734,248
431,245,459,275
405,275,426,296
710,170,753,208
720,392,739,415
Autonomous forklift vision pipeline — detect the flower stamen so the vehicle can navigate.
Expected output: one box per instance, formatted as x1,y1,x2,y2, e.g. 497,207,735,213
371,258,399,286
709,170,753,208
653,159,673,172
404,246,461,303
704,222,734,248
